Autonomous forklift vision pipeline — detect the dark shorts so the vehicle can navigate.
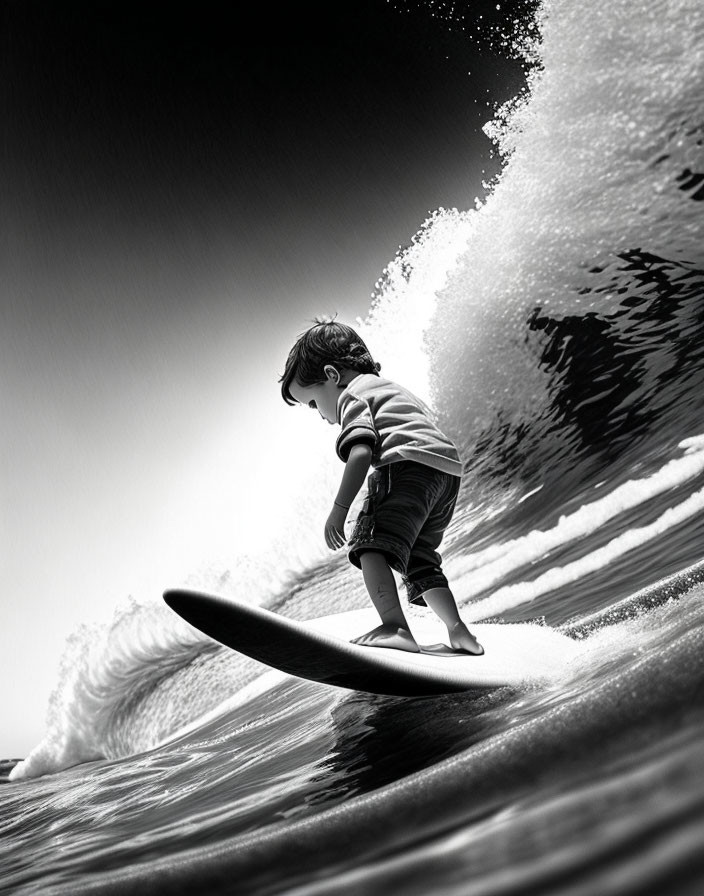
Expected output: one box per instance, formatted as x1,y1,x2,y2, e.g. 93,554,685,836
347,460,460,605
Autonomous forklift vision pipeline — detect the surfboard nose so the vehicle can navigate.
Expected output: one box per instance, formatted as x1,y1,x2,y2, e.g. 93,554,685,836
163,589,182,610
163,589,206,629
163,588,188,614
163,588,241,644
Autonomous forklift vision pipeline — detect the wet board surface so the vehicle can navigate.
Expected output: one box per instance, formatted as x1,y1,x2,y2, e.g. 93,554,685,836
163,588,579,697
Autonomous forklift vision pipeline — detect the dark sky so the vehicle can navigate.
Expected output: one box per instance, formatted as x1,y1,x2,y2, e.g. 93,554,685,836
1,0,530,755
2,0,527,303
2,0,530,427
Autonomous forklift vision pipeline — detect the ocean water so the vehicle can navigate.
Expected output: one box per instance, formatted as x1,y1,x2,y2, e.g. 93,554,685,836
3,0,704,893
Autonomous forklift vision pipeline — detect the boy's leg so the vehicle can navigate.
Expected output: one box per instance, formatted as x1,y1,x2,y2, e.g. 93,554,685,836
351,551,420,653
402,473,483,655
422,587,484,655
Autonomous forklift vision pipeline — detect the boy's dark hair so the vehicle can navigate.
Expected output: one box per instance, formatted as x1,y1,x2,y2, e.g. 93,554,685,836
280,318,381,405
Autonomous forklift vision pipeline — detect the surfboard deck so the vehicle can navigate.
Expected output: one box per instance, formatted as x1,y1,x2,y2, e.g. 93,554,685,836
164,588,578,697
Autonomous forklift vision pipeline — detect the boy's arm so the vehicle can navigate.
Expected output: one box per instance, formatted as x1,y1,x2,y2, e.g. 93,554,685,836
335,442,373,508
325,443,373,550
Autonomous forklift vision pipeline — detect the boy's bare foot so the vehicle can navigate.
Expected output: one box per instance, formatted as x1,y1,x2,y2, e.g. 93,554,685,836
447,621,484,655
351,624,421,653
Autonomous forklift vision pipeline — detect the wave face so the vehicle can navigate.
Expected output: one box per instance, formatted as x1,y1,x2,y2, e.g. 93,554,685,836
4,0,704,894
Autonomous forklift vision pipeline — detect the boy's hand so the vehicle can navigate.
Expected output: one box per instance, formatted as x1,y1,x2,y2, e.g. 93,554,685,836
325,505,348,550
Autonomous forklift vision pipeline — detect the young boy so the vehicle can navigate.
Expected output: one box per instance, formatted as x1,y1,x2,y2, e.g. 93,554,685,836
280,319,483,656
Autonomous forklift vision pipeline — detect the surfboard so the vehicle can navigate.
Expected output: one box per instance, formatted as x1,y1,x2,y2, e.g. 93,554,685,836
164,588,579,697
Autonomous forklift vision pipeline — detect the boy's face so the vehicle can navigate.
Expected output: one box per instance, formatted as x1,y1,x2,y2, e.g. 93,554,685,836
289,366,342,424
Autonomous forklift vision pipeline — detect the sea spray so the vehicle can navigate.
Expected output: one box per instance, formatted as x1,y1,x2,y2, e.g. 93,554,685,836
10,599,203,779
9,593,256,780
428,0,704,460
357,207,476,406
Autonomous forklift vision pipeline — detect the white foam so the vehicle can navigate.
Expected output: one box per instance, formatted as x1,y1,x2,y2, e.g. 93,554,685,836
462,478,704,621
447,437,704,607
